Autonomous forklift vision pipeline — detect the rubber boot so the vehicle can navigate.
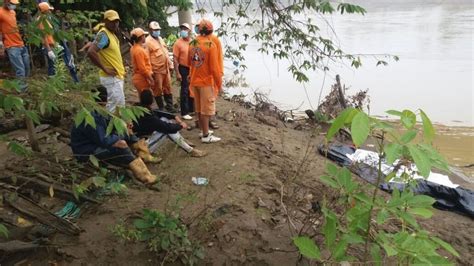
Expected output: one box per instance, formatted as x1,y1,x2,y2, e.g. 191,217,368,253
128,158,157,184
132,139,162,164
164,94,177,113
155,96,165,111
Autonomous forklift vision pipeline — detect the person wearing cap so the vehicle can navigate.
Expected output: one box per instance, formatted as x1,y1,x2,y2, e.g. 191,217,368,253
0,0,30,91
87,10,125,113
188,19,223,143
173,22,193,120
130,27,154,96
146,21,176,113
193,20,223,130
36,2,79,82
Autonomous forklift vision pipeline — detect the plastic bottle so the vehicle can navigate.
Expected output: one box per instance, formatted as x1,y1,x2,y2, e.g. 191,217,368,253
191,177,209,186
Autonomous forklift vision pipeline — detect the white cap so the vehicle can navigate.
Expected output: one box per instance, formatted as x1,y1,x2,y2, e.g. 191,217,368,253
149,21,161,30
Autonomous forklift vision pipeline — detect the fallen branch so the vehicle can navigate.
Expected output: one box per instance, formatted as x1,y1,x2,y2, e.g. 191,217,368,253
3,190,82,235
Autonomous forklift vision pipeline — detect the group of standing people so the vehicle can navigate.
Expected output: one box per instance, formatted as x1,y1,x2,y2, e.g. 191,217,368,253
1,2,225,185
77,11,225,184
0,0,79,90
129,18,224,143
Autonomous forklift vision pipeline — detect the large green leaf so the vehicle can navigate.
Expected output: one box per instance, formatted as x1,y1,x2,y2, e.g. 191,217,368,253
400,130,417,144
292,236,321,260
384,143,402,164
0,223,9,238
320,175,338,189
401,110,417,129
386,110,402,117
326,108,355,141
370,244,382,266
419,109,435,143
351,111,370,147
408,207,433,218
408,144,431,177
323,212,337,248
431,236,460,257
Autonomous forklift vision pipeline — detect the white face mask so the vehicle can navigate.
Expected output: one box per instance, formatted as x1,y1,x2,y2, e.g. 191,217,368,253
7,3,17,10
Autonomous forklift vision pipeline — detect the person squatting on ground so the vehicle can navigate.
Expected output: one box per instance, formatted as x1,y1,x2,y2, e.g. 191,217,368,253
36,1,79,83
188,19,223,143
70,86,158,185
0,0,30,91
130,27,154,98
87,10,125,113
146,21,176,113
173,23,193,120
133,90,206,157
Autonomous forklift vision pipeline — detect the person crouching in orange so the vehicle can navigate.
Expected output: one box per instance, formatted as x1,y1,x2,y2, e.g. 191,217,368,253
130,28,154,97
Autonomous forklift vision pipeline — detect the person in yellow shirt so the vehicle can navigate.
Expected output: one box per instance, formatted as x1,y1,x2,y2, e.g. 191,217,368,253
87,10,125,113
146,21,176,112
130,28,154,96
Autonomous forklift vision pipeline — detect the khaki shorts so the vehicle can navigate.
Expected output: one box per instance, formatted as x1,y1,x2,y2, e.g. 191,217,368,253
191,86,215,116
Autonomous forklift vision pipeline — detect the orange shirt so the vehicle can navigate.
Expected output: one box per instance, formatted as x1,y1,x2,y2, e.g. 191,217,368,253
131,43,153,78
37,16,55,46
173,38,190,68
210,34,224,75
0,7,24,48
145,35,169,74
188,35,222,90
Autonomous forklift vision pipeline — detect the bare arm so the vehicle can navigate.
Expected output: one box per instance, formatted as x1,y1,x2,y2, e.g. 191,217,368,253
87,44,116,76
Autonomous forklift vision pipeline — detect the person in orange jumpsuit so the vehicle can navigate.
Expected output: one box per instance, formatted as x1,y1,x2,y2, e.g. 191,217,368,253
192,21,224,130
146,21,176,112
130,28,154,97
188,19,222,143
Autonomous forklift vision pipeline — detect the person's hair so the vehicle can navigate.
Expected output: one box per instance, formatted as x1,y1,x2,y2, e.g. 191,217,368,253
200,29,213,36
139,90,154,107
130,35,143,45
93,85,108,103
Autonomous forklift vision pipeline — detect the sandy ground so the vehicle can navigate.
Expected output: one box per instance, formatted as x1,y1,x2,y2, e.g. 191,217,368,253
1,94,473,265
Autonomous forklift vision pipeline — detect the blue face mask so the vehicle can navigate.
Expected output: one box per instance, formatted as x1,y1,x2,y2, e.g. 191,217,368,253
179,30,189,38
7,4,17,10
194,25,199,34
151,30,160,38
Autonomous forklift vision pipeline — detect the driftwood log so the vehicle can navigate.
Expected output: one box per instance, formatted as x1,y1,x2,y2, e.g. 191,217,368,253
0,176,100,204
2,189,81,235
0,240,39,253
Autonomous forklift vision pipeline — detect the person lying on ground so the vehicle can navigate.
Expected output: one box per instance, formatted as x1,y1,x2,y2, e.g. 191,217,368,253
70,86,158,184
133,89,207,157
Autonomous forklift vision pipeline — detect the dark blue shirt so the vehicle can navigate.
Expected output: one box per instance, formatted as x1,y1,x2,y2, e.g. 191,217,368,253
70,111,120,160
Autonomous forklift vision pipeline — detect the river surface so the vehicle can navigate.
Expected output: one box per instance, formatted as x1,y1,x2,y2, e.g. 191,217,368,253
176,0,473,126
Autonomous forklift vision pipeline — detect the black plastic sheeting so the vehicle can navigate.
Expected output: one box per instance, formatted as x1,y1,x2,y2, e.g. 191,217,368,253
318,143,474,218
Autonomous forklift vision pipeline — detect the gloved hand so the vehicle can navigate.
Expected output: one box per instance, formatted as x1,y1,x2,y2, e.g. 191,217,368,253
47,50,56,61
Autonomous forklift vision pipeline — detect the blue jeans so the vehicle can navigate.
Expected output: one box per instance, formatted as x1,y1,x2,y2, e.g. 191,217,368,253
6,46,30,91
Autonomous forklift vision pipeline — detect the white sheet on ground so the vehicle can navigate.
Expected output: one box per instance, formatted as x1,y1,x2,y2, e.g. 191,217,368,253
346,149,459,188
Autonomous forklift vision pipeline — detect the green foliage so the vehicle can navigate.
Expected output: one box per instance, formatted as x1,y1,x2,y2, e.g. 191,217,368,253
293,109,457,264
293,236,321,260
209,0,397,82
0,223,9,239
112,209,203,265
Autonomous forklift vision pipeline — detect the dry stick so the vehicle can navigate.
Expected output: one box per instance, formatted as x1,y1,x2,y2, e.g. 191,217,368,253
364,132,385,259
280,182,298,234
335,75,347,109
